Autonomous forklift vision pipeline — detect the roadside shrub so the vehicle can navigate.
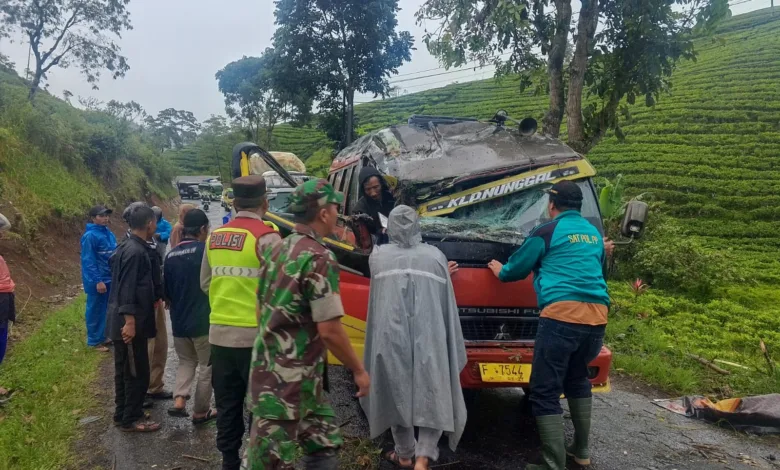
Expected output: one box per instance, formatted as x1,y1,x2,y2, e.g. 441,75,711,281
306,147,335,178
631,220,738,300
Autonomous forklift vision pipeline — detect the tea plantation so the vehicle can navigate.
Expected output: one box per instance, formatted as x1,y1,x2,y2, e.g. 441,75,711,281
270,8,780,395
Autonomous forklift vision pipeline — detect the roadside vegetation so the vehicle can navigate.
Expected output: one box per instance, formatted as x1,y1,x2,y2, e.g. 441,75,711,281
0,65,177,233
0,297,102,470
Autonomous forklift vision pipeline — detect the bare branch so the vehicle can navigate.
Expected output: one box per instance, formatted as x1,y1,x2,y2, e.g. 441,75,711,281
41,7,80,64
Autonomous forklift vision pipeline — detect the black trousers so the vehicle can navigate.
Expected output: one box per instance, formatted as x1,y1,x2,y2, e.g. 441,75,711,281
113,336,150,428
211,345,252,469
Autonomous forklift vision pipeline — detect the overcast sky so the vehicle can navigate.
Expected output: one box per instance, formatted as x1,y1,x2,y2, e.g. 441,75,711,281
0,0,766,121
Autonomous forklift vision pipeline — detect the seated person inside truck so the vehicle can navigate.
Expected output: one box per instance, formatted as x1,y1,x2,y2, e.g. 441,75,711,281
351,167,396,244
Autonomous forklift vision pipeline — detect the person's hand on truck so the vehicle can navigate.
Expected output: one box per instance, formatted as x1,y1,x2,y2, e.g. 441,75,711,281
488,260,503,278
448,261,459,276
604,238,615,258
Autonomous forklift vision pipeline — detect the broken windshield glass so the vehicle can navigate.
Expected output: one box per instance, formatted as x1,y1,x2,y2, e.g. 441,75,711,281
419,180,601,246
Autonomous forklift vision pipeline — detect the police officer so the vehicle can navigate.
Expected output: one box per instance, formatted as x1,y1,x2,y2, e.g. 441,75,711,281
243,179,370,470
489,180,610,470
201,175,282,470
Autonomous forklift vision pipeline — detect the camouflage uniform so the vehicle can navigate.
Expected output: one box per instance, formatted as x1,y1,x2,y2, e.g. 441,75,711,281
243,180,346,470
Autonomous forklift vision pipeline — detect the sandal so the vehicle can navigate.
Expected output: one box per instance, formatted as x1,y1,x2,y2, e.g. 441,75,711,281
192,409,217,425
383,451,414,469
92,345,110,353
115,411,151,427
120,421,161,433
167,406,189,417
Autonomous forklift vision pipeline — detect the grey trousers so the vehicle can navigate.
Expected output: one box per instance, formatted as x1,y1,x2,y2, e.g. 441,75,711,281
147,303,168,394
391,426,443,461
173,335,213,414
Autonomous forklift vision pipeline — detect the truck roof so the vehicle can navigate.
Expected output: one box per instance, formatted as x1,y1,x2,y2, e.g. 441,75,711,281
330,116,581,184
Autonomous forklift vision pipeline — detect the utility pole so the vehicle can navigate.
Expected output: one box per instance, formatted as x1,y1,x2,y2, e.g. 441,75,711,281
25,40,31,81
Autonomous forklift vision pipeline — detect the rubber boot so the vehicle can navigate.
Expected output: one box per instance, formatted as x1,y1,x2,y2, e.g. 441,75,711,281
526,414,565,470
301,449,339,470
566,397,593,466
221,451,241,470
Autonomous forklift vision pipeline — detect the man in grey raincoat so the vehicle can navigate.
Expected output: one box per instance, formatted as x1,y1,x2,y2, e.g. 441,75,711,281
360,205,467,470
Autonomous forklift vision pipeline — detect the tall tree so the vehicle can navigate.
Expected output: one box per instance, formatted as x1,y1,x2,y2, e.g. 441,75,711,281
199,115,230,179
272,0,413,148
0,0,132,100
105,100,146,125
216,51,296,150
145,108,200,151
417,0,730,153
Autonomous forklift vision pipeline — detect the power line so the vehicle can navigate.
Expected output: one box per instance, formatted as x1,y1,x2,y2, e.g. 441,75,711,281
394,52,513,78
389,65,497,84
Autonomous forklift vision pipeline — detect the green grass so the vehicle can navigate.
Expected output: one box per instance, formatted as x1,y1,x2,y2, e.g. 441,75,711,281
0,297,103,470
606,282,780,396
0,128,108,232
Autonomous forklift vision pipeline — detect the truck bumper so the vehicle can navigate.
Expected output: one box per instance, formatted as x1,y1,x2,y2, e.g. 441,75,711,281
459,344,612,392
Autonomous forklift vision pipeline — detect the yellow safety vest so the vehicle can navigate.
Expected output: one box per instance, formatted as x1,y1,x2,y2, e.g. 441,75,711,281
206,217,275,327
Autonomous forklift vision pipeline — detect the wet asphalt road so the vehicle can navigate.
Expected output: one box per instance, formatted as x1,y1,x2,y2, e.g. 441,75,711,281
89,202,780,470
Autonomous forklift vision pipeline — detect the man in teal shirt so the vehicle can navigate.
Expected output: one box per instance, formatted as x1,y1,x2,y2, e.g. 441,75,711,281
489,180,609,470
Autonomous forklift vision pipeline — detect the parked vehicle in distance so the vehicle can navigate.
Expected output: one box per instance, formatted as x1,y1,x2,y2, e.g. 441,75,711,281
177,182,199,199
221,187,234,211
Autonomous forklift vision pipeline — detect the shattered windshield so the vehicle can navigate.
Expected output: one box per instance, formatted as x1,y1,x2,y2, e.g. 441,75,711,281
419,180,601,246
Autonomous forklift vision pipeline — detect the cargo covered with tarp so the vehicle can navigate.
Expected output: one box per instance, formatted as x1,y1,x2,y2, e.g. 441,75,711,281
654,394,780,434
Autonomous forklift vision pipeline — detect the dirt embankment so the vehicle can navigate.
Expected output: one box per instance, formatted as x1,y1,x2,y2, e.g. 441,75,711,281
0,197,178,345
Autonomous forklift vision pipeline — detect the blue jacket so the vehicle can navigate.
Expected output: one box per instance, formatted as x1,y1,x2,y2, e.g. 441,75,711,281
499,210,609,309
80,223,117,293
156,217,172,243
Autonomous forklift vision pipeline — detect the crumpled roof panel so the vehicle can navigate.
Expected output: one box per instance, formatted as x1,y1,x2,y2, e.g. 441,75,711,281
333,120,580,184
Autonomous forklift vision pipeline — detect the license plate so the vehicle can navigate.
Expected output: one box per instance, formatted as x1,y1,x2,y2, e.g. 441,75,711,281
479,363,532,383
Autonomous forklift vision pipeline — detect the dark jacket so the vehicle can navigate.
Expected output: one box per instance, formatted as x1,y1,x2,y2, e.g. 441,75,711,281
124,230,163,301
163,239,210,338
351,166,396,234
106,235,158,341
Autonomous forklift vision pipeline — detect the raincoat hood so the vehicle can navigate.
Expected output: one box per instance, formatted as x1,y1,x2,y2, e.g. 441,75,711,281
387,205,421,248
358,166,388,191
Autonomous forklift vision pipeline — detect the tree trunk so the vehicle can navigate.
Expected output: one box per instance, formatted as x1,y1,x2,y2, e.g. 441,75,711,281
542,0,573,137
343,88,355,147
266,125,274,151
28,69,43,101
566,0,600,152
214,148,223,181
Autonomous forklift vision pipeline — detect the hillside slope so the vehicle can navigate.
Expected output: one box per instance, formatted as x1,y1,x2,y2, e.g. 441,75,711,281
0,66,176,233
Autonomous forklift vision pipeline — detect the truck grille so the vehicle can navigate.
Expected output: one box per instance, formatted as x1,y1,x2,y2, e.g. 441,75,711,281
459,316,539,342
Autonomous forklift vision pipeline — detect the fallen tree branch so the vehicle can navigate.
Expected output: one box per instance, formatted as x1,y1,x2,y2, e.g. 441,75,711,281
686,353,731,375
182,454,210,463
713,359,750,370
759,339,776,376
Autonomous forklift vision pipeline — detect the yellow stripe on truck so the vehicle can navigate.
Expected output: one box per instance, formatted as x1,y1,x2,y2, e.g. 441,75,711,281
327,315,367,366
420,160,597,217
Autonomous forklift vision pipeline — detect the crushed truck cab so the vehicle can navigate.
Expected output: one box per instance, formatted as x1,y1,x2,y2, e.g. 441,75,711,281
237,113,613,392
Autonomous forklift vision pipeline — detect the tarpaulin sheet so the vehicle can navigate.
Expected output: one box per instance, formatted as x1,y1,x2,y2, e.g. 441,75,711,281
654,394,780,434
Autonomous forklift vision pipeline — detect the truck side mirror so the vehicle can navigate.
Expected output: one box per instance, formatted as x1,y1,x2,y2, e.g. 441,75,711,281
620,200,648,239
